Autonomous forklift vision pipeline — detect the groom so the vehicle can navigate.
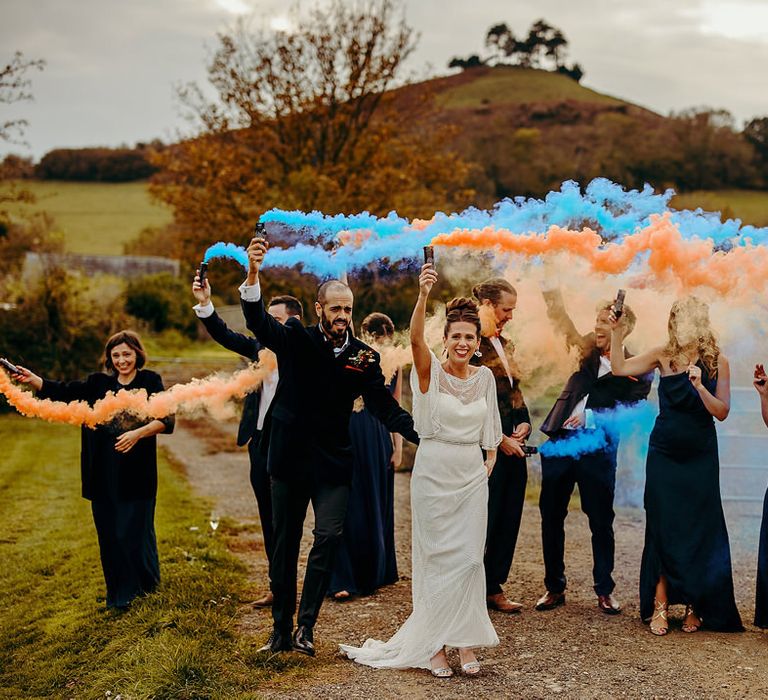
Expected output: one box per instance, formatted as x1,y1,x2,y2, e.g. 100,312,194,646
241,236,419,656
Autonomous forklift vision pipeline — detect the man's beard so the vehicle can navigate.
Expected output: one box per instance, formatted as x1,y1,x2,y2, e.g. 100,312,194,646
321,312,348,344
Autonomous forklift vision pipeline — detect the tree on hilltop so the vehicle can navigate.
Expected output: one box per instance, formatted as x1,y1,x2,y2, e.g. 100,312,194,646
450,19,584,81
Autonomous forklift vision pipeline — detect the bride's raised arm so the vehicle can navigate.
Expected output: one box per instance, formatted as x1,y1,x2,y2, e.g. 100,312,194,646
410,262,438,394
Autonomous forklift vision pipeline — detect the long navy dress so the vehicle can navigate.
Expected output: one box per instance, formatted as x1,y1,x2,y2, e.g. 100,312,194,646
639,366,743,631
330,371,399,596
756,487,768,627
38,370,174,609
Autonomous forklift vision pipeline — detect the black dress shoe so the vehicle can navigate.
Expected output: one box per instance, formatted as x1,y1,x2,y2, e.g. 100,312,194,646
534,590,566,611
292,625,315,657
597,594,622,615
257,629,292,653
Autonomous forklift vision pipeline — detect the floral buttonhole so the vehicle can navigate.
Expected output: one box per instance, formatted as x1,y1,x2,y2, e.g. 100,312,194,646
345,348,376,372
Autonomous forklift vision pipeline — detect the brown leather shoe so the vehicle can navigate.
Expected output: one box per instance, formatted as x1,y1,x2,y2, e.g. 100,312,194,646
534,590,566,611
487,593,523,613
597,593,622,615
252,591,274,608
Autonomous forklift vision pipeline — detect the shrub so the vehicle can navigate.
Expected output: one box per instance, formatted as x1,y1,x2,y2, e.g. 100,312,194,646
124,273,197,337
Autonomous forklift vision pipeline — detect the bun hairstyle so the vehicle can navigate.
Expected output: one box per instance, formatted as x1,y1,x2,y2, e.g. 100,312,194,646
361,312,395,340
444,297,481,337
472,277,517,304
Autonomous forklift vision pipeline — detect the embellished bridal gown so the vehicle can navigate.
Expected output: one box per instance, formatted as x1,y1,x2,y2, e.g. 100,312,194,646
340,351,502,669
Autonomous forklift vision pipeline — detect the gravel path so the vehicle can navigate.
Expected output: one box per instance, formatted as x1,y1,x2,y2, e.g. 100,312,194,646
164,422,768,699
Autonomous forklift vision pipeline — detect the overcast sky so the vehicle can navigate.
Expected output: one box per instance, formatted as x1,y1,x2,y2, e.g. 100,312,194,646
2,0,768,159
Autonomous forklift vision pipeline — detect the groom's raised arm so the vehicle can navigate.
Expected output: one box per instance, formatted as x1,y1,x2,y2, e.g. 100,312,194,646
240,282,292,355
240,236,293,355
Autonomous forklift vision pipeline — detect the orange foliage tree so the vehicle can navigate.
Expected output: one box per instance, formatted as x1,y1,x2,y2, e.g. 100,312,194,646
149,0,474,286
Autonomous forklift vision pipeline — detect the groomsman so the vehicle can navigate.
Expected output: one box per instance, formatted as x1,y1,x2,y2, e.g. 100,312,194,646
471,278,531,613
536,288,652,614
241,236,419,656
192,273,303,607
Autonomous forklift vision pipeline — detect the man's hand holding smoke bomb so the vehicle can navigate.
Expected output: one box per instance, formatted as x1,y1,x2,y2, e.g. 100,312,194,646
246,236,268,285
754,363,768,395
500,435,526,458
192,270,212,305
563,412,586,429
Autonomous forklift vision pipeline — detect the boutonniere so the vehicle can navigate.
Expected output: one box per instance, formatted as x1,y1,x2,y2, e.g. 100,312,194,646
345,348,376,372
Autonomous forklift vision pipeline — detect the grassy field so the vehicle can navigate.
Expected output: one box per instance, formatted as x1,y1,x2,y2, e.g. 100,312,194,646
437,66,625,109
5,180,172,255
0,414,300,699
671,189,768,227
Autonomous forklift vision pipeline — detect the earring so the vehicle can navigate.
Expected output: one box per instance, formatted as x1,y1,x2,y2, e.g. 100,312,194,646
474,350,482,357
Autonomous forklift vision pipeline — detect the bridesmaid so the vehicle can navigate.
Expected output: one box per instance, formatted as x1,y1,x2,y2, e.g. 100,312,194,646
610,296,742,635
330,312,402,600
11,330,174,610
753,362,768,629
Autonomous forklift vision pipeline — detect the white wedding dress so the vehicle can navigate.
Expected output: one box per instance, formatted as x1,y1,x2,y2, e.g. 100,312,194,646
340,351,502,669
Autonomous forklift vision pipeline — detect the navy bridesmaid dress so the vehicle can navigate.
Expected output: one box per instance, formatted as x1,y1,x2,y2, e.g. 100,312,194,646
756,487,768,628
639,365,742,631
330,372,399,596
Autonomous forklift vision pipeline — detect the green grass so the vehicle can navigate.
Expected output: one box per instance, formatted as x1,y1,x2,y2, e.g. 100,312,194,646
438,66,624,109
671,189,768,227
0,414,302,699
5,180,172,255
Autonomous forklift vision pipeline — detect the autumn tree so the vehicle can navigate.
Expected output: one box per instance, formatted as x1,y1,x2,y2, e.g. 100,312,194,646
150,0,474,285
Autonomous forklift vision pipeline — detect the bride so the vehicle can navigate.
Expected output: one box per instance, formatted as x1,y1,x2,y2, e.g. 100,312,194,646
340,261,502,678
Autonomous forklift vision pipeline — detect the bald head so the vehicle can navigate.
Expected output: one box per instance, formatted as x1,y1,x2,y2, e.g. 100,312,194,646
317,280,353,304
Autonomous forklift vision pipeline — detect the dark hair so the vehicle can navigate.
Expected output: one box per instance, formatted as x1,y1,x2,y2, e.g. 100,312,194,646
361,312,395,339
269,294,303,319
317,280,352,304
104,330,146,374
472,277,517,305
444,297,481,337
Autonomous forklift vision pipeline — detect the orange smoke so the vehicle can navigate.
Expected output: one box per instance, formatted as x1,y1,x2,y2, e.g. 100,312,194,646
0,353,277,428
431,214,768,295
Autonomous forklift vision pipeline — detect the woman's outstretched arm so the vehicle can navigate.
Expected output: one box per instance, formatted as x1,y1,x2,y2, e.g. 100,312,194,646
410,263,438,394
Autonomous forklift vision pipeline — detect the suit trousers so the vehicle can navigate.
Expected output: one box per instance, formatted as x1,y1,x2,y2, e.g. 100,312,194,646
485,450,528,595
248,432,274,564
269,473,350,634
539,437,618,596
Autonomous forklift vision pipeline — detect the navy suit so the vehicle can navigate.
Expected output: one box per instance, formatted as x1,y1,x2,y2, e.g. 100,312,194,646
198,310,274,563
471,334,531,596
242,293,418,634
539,290,652,596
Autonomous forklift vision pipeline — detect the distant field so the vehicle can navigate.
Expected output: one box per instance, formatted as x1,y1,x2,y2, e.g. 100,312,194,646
6,179,172,255
438,67,624,109
671,189,768,227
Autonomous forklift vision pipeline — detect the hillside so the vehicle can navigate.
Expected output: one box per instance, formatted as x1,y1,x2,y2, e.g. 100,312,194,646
393,66,705,203
4,180,171,255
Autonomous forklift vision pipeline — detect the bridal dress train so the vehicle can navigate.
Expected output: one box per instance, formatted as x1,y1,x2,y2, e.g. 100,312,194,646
340,351,502,669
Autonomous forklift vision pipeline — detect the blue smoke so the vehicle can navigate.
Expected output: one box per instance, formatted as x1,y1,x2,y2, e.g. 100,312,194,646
539,402,658,459
199,178,768,277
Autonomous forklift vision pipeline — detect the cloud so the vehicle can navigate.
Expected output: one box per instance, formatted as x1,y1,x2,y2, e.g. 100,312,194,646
1,0,766,158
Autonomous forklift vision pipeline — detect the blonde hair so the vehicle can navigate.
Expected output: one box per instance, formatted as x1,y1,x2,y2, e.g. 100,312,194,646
663,296,719,377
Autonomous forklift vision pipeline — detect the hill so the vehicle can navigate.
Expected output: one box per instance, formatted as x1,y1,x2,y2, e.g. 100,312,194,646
391,66,756,203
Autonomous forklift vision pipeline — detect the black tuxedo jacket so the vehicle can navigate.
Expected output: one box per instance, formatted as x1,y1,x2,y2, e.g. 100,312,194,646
470,335,531,435
199,310,262,446
242,295,419,484
540,289,652,437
